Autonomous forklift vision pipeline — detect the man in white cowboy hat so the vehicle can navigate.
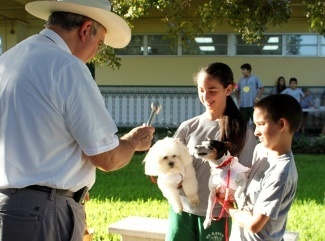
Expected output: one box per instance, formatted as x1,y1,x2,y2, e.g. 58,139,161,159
0,0,154,240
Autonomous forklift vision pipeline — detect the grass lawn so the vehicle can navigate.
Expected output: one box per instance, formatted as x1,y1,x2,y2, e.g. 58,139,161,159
85,153,324,241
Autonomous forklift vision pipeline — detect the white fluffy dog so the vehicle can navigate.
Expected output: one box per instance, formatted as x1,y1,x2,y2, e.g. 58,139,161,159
143,137,199,213
194,140,250,229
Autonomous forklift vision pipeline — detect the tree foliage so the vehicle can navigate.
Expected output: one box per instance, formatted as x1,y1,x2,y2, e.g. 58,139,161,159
90,0,325,69
304,0,325,35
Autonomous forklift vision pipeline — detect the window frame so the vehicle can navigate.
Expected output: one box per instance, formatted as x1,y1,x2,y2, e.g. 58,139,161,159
114,33,325,57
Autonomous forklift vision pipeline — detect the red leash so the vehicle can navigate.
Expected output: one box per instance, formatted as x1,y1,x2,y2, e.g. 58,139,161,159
212,157,232,241
150,176,157,183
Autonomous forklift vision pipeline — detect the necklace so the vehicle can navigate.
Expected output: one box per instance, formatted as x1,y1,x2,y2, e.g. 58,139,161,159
243,76,250,93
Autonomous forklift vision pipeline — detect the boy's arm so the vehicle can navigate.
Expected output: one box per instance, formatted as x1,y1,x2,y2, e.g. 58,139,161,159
255,86,264,102
222,200,269,233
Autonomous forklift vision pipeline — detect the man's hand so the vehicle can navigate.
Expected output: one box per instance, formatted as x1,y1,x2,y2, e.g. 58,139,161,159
121,124,155,152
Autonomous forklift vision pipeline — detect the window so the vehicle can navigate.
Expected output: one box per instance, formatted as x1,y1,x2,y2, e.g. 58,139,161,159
236,35,282,55
286,34,318,56
114,35,144,55
147,35,177,55
114,33,325,57
320,36,325,56
182,35,228,55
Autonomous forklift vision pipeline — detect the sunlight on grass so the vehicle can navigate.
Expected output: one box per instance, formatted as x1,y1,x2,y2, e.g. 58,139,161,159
286,199,325,241
86,199,169,241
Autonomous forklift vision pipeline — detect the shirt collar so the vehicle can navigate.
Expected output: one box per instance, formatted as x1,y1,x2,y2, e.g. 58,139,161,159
40,28,71,54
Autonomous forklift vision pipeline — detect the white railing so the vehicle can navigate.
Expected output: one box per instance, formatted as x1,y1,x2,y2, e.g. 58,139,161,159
99,86,325,131
100,86,204,128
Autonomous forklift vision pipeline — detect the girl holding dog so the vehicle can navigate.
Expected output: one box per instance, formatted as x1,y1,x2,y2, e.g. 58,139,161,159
165,62,257,241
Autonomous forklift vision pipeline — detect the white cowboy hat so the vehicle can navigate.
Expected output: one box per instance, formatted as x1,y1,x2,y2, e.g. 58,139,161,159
25,0,131,48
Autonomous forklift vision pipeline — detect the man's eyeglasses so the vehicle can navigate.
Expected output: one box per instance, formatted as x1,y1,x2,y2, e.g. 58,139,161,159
92,25,107,53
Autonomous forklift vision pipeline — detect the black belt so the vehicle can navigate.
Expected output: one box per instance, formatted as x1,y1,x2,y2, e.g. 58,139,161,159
25,185,88,203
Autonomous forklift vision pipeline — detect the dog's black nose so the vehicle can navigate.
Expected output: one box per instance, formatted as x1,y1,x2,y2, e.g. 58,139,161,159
168,162,174,167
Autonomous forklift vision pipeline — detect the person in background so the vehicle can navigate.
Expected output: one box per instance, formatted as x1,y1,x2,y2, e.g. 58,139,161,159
281,77,304,102
0,1,154,240
299,87,314,133
236,63,264,127
165,62,257,241
219,94,302,241
271,76,286,94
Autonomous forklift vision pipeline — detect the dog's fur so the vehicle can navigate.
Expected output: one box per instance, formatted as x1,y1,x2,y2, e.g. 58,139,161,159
143,137,199,213
194,140,250,229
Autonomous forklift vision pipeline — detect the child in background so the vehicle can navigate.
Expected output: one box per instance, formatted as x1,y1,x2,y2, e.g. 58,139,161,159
271,76,286,94
281,77,304,102
217,94,302,241
236,63,264,126
300,87,314,133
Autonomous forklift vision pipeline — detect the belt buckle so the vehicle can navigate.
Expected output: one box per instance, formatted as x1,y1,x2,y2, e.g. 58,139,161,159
74,186,89,204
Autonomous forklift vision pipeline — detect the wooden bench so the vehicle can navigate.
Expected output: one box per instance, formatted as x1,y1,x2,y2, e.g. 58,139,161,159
108,216,299,241
108,216,166,241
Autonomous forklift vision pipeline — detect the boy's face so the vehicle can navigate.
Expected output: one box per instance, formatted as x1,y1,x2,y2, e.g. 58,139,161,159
289,81,297,90
253,107,282,150
241,68,250,77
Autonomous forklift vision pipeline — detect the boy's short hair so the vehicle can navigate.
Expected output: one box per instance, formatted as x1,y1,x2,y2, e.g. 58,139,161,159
240,63,251,72
289,77,298,84
254,94,302,134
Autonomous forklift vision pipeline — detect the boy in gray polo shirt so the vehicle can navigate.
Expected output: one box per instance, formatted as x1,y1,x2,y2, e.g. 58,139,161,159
218,94,302,241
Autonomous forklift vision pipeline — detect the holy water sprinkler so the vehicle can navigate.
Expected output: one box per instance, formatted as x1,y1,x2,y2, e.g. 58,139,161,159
147,101,162,126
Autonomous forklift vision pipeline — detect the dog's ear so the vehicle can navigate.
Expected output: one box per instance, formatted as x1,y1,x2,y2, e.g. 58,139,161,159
224,141,237,151
142,145,160,176
177,142,193,165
